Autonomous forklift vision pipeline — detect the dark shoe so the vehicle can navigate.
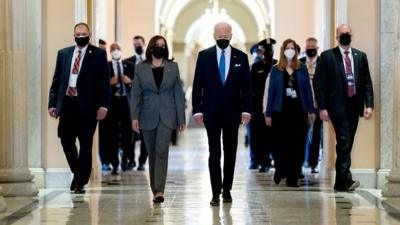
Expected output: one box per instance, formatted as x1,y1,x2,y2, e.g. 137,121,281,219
70,177,77,192
334,184,347,192
259,166,270,173
311,167,319,174
111,168,118,175
249,164,259,170
121,163,127,171
127,161,136,170
137,165,145,171
298,173,305,179
345,180,360,192
155,196,164,203
74,185,85,194
222,191,232,203
210,196,220,206
273,173,281,184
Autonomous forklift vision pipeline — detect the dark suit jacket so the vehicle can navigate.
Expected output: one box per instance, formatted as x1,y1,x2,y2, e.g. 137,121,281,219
108,60,134,100
315,46,374,116
48,44,110,117
192,45,252,125
265,65,314,117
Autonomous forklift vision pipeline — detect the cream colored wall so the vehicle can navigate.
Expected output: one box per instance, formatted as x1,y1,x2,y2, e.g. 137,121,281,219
41,0,76,168
120,0,156,59
347,0,380,169
273,0,323,54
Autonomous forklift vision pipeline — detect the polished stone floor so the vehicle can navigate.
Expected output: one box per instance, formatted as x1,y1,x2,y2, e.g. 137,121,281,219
1,128,400,225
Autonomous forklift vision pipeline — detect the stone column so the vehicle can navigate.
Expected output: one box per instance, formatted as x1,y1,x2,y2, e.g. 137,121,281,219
0,0,38,197
382,0,400,197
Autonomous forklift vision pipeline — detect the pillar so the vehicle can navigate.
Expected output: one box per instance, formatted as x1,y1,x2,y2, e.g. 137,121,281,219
382,0,400,197
0,0,38,197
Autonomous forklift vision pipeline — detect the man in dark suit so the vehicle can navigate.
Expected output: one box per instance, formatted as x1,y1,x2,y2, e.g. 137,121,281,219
300,37,322,174
315,24,374,192
106,42,134,175
124,35,148,171
192,22,252,206
248,39,276,172
48,22,110,194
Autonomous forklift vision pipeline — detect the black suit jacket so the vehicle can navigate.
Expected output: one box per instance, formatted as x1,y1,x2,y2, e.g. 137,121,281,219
315,46,374,116
192,45,252,125
108,60,134,99
48,44,110,117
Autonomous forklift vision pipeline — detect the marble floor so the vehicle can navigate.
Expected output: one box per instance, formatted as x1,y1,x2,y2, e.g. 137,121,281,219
1,128,400,225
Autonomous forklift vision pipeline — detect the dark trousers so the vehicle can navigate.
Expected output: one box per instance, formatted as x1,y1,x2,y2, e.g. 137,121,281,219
307,110,323,168
330,97,359,189
99,110,112,165
58,97,97,186
109,96,133,169
205,122,239,197
133,133,148,166
271,112,308,184
247,112,272,167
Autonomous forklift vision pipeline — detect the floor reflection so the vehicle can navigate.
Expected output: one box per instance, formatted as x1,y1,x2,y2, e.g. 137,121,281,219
1,128,400,225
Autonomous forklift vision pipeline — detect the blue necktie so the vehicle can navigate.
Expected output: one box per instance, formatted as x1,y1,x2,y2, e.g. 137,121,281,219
219,50,225,84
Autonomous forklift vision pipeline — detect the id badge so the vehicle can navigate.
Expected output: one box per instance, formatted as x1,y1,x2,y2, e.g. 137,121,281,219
286,88,292,97
69,74,78,87
291,89,298,98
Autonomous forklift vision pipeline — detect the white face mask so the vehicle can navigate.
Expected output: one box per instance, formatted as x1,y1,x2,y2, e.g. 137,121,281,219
284,49,296,60
111,49,122,60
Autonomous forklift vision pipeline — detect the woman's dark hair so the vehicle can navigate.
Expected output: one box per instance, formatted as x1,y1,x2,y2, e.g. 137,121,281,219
145,35,173,62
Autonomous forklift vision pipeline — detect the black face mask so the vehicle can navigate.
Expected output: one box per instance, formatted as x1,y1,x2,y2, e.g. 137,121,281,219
75,36,90,47
306,49,317,58
216,39,230,49
152,46,165,59
135,46,143,55
339,33,352,46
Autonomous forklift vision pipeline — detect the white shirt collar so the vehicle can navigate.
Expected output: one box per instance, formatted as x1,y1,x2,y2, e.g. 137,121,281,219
74,44,89,54
339,45,352,56
306,56,318,64
216,45,231,55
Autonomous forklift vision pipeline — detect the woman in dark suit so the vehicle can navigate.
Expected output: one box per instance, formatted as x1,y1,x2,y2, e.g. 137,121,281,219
265,39,315,187
131,35,186,203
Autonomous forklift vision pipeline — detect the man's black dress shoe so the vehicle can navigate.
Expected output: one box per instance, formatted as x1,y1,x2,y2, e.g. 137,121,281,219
311,167,319,174
137,165,145,171
273,173,281,184
210,196,220,206
259,166,269,173
153,196,164,204
111,168,118,175
222,191,232,203
74,185,85,194
70,177,77,192
345,180,360,192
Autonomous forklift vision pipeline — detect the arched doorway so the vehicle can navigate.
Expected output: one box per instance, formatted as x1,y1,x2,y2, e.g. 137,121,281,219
157,0,272,87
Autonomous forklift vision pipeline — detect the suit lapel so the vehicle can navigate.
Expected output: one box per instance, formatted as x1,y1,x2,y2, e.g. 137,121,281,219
210,46,224,86
333,47,347,82
226,48,237,85
78,45,94,79
63,47,74,82
144,63,158,91
352,50,359,84
159,61,170,90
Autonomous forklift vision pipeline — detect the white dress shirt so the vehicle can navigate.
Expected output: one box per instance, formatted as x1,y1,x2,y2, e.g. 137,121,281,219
136,54,145,64
112,59,127,96
66,45,88,96
339,46,354,74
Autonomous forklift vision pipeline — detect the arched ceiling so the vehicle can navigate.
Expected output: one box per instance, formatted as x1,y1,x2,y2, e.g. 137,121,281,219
159,0,271,44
